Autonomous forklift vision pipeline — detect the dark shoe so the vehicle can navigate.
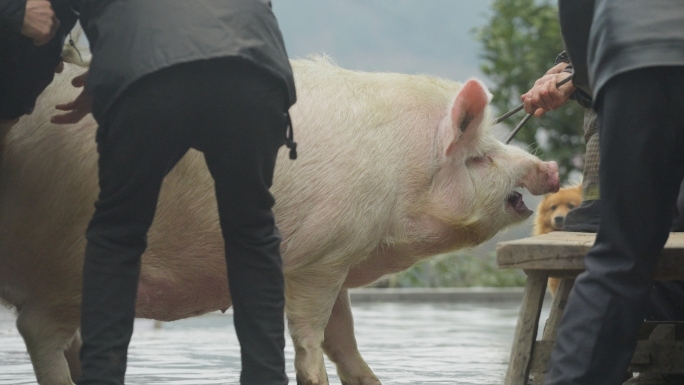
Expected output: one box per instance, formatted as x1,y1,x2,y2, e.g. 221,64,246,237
561,199,601,233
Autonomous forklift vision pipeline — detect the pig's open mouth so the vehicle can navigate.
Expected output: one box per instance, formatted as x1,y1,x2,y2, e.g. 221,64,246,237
506,191,533,217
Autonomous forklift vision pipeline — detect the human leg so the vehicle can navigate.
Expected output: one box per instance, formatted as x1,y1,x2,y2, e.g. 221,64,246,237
562,89,684,324
77,71,194,385
544,67,684,385
193,59,289,384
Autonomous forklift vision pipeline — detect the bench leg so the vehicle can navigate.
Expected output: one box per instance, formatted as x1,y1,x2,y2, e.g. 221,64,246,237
504,271,548,385
532,278,575,385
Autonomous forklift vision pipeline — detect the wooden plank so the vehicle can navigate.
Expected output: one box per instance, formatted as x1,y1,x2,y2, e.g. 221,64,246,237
498,233,684,383
529,340,554,375
496,232,684,279
542,278,574,341
504,271,548,385
530,278,574,385
497,255,585,271
497,232,684,260
497,232,597,271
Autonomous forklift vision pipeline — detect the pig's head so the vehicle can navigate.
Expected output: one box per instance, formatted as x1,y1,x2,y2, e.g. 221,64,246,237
427,79,559,246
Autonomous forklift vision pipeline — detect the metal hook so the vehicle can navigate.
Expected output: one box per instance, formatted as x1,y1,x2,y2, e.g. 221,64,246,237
495,74,574,144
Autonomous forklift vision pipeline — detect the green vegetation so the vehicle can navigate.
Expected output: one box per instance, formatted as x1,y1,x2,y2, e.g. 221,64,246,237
380,252,526,288
474,0,585,182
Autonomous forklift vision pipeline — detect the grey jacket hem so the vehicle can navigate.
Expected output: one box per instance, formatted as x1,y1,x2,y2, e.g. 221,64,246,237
591,42,684,100
90,54,295,124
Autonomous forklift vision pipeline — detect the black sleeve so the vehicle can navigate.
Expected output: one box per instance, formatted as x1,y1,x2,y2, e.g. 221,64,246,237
53,0,79,39
558,0,595,96
0,0,25,34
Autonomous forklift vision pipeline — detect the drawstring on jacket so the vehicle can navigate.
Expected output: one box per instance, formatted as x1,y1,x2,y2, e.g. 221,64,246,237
285,112,297,160
68,33,84,63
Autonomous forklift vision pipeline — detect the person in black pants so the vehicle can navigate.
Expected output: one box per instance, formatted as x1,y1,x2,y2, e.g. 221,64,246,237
523,54,684,325
79,58,291,385
545,67,684,385
541,1,684,384
0,0,77,135
54,1,297,384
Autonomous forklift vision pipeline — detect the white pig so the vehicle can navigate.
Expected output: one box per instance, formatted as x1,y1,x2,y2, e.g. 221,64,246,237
0,57,558,385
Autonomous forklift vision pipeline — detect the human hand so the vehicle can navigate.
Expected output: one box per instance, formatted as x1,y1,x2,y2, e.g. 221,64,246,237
520,63,576,117
543,61,569,76
21,0,60,46
51,72,92,124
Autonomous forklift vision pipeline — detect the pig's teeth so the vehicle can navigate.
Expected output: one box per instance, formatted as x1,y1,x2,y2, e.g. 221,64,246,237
505,191,532,217
506,191,522,205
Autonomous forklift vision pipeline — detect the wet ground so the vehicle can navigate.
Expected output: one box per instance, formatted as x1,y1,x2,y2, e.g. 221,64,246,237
0,301,550,385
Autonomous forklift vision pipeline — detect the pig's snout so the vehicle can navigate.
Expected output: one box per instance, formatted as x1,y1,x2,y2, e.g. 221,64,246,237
543,161,560,193
522,161,560,195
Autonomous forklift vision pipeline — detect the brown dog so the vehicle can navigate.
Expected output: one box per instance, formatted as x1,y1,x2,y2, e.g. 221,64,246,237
533,184,582,295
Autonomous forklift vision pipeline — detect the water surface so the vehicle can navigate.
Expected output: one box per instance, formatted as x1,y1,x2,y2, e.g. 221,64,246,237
0,301,549,385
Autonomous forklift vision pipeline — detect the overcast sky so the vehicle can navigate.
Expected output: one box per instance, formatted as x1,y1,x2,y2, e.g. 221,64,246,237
273,1,492,84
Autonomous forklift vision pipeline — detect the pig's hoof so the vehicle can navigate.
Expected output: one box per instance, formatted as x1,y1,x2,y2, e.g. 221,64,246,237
340,377,382,385
296,374,329,385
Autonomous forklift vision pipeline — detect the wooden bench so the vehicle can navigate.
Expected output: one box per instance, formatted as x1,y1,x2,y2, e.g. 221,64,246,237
496,231,684,385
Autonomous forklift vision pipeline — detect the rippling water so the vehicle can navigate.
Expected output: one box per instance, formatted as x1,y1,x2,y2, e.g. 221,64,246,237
0,301,550,385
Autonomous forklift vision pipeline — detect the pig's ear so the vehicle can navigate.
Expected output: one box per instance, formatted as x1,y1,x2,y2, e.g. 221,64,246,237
446,79,490,155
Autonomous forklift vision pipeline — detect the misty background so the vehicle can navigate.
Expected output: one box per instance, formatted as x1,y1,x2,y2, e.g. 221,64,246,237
274,0,489,83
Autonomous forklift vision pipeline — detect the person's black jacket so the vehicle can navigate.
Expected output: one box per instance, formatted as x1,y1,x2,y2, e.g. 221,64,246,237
0,0,78,119
557,0,594,97
559,0,684,99
76,0,296,122
0,0,24,33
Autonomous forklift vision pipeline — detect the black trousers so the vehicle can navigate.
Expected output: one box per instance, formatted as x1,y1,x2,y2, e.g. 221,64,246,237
77,58,289,385
544,66,684,385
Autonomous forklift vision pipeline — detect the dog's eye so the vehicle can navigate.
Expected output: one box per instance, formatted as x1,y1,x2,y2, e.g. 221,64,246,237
567,204,576,210
550,205,557,211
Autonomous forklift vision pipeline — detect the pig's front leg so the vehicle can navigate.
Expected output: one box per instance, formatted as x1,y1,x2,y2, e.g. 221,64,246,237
16,303,80,385
323,289,381,385
286,267,348,385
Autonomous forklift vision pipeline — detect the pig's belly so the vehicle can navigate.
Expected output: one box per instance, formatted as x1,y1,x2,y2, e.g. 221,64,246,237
343,250,419,288
135,272,232,321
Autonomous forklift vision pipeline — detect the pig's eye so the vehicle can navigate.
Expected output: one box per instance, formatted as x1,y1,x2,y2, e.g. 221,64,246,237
467,155,492,166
